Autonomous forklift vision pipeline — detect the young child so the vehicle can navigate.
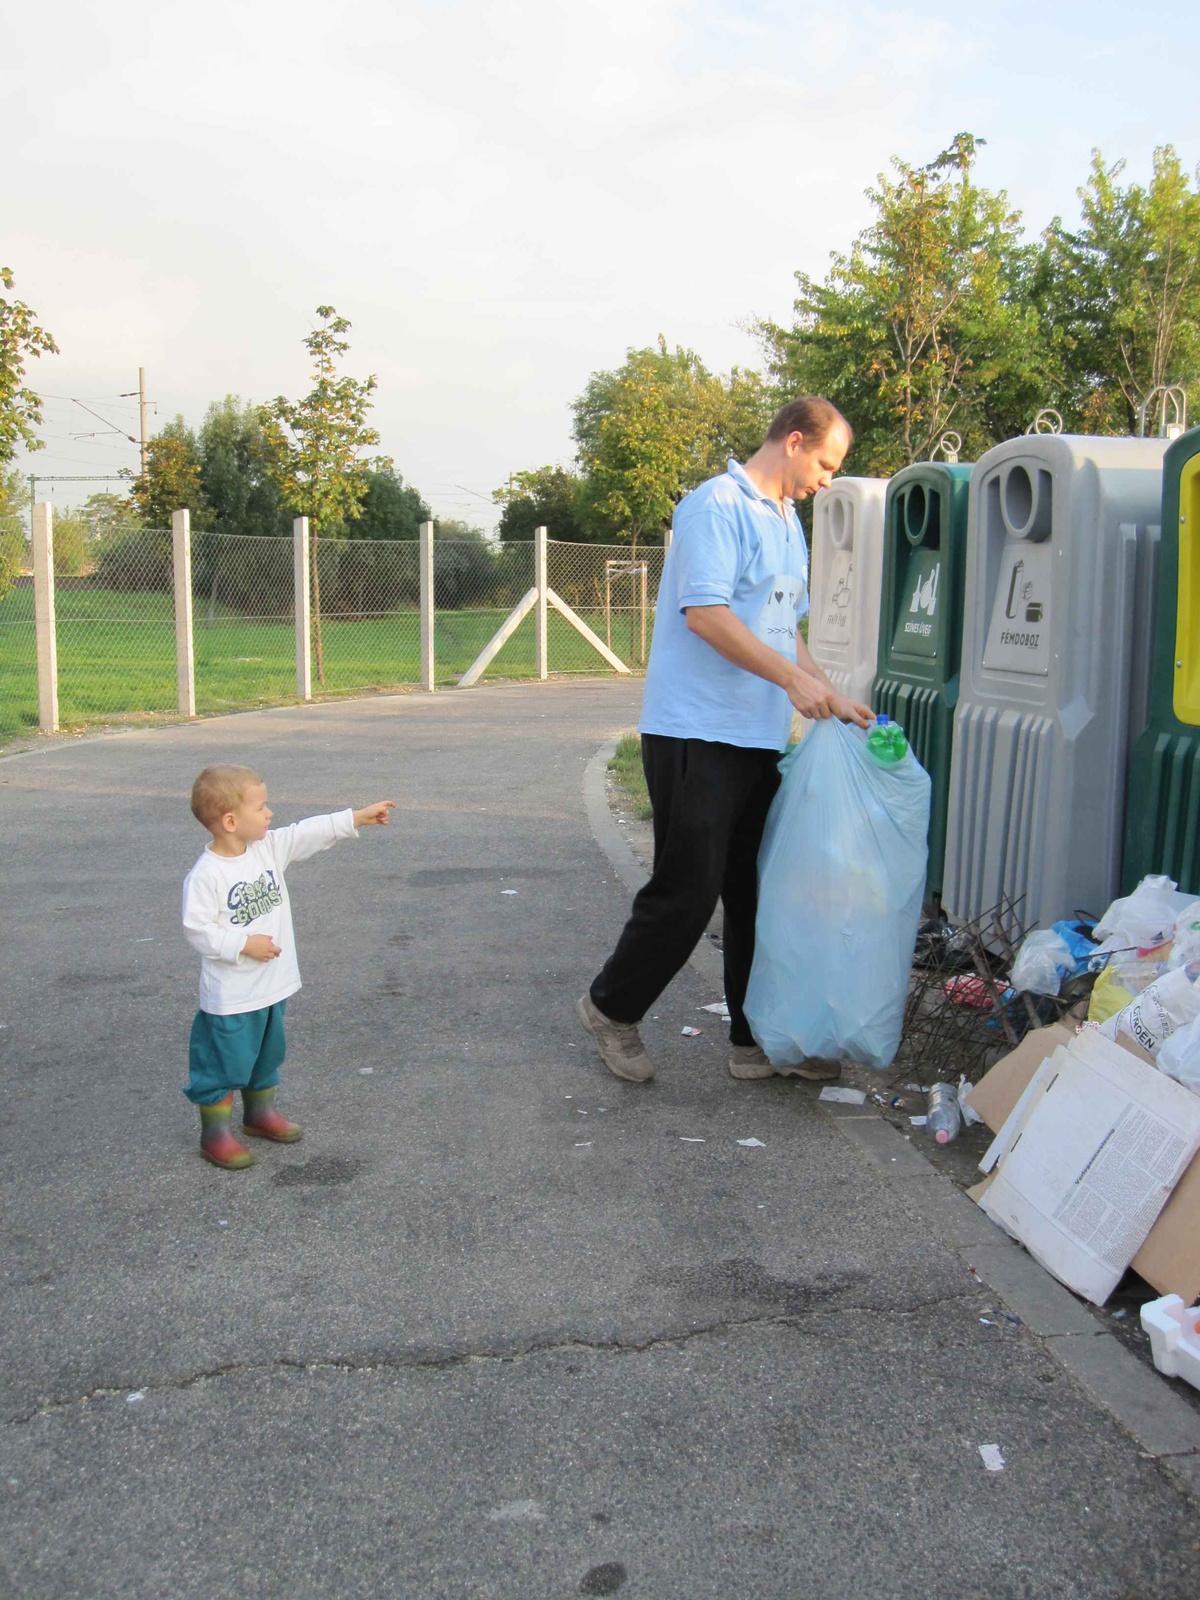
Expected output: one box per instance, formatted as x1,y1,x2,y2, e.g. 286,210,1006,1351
182,764,395,1170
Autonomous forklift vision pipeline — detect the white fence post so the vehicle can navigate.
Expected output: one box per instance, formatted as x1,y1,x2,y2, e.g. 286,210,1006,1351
535,525,548,681
32,501,58,732
419,520,435,691
293,517,312,700
663,528,673,551
172,509,195,716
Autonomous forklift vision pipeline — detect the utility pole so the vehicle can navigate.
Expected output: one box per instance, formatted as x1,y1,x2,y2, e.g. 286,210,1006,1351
138,367,148,476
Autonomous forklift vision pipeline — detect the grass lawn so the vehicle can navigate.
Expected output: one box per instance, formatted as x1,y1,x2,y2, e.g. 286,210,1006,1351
0,587,651,744
608,733,653,821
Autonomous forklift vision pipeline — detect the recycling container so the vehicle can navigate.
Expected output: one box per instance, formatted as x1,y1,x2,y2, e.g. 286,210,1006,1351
808,477,889,707
872,461,973,897
1124,425,1200,895
943,434,1168,929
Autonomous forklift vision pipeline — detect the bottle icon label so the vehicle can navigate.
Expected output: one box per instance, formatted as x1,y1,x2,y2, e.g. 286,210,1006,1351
984,542,1052,676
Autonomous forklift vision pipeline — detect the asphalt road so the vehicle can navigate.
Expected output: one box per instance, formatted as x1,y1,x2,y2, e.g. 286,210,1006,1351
2,681,1198,1598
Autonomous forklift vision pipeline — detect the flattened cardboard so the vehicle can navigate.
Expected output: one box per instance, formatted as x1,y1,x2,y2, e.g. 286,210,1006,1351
966,1025,1200,1302
977,1030,1200,1305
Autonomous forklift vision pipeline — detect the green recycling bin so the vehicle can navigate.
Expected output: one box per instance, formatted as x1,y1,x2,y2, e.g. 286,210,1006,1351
872,461,973,898
1124,425,1200,894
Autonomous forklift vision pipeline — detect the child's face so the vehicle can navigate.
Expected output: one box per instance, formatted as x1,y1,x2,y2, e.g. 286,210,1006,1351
225,780,273,843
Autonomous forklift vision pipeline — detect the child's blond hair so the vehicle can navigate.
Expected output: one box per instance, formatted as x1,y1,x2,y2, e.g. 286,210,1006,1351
191,765,262,828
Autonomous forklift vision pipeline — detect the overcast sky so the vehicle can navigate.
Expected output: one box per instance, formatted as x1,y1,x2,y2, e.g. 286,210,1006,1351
4,0,1199,529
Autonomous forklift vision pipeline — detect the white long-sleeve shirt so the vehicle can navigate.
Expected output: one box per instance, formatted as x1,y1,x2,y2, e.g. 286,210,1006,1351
182,810,357,1016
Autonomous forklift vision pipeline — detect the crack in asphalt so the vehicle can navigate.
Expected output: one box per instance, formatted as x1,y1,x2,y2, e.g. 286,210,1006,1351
3,1286,977,1427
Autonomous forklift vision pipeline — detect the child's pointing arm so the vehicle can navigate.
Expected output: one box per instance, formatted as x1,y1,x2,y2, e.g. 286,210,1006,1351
353,801,397,828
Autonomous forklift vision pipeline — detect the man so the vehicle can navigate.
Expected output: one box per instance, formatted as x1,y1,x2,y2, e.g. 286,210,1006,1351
577,396,873,1084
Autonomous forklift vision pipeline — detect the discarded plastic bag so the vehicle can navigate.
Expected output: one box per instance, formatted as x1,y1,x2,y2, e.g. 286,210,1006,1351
1010,929,1074,996
1087,965,1136,1025
745,718,931,1072
1097,962,1200,1055
1167,903,1200,971
1093,875,1182,951
1158,1014,1200,1095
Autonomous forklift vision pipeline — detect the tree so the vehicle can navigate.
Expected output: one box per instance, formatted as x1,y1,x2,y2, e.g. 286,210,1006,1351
1042,147,1200,433
198,396,291,539
346,466,431,541
50,509,86,577
572,338,775,545
0,468,26,600
493,465,587,543
0,268,58,466
760,134,1048,473
259,307,390,681
130,422,209,529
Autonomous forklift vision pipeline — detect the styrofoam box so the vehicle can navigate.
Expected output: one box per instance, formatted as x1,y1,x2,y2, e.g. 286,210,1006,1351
1141,1294,1200,1390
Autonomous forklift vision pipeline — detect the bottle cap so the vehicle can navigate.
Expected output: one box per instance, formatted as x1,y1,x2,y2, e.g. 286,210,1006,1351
875,714,891,726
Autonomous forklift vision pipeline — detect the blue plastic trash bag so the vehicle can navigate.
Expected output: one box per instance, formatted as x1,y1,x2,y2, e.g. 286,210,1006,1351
744,718,931,1072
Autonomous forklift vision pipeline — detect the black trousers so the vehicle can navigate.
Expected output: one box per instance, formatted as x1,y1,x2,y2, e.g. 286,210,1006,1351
590,734,782,1046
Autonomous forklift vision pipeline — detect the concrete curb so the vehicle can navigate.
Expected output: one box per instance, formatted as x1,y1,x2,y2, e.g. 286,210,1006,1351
582,741,723,989
582,739,1200,1503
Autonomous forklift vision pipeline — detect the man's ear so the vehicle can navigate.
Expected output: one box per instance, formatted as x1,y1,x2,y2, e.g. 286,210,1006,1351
786,430,806,456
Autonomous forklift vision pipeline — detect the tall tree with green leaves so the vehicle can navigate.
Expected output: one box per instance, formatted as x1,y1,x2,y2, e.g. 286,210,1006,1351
130,421,208,529
493,465,587,543
0,467,27,600
0,268,58,466
1041,146,1200,433
198,396,291,538
572,338,776,545
259,307,389,680
760,134,1048,473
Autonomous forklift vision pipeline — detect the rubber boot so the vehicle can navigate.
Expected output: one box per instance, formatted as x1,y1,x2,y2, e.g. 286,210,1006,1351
242,1086,303,1143
199,1093,256,1170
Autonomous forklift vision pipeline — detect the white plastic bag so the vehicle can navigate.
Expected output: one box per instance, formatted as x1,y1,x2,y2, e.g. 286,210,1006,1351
1167,903,1200,970
745,718,931,1072
1098,962,1200,1055
1010,929,1073,996
1158,1014,1200,1095
1092,875,1181,951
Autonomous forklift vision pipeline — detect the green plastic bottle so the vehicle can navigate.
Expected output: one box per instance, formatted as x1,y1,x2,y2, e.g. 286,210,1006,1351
866,714,908,767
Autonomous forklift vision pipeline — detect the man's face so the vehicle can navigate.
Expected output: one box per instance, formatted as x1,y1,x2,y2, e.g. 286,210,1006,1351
782,422,850,500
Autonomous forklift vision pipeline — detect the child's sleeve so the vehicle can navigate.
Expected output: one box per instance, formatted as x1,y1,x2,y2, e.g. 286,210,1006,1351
268,809,358,873
182,869,245,964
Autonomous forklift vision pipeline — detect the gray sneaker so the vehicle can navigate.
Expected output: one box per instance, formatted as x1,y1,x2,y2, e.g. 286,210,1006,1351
575,993,656,1082
729,1045,842,1083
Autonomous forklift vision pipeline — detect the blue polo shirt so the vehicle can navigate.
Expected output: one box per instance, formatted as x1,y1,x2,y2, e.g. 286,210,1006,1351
639,460,810,752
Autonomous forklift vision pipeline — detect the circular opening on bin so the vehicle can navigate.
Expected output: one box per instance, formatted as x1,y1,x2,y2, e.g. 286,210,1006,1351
829,498,850,548
904,485,928,544
1004,465,1033,533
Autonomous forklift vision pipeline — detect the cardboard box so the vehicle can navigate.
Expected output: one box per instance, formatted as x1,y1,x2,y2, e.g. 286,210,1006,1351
965,1027,1200,1302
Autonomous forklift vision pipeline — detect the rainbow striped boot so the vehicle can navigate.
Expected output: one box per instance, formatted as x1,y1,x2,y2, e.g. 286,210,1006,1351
242,1087,303,1143
199,1093,256,1170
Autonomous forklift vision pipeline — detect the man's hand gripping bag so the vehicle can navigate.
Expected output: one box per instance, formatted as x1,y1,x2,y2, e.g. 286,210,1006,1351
744,719,931,1071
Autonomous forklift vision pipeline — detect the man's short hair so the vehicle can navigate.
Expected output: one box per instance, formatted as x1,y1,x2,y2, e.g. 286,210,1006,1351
764,397,852,448
191,764,262,827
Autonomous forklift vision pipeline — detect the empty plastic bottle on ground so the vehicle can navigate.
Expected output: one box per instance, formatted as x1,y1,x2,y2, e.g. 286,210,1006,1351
926,1081,962,1144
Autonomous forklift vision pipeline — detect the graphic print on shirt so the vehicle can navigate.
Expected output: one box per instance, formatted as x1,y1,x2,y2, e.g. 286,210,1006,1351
755,573,807,657
227,869,283,926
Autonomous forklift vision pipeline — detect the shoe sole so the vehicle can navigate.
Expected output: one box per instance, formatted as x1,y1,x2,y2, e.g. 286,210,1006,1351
575,996,656,1083
242,1125,304,1143
200,1147,256,1170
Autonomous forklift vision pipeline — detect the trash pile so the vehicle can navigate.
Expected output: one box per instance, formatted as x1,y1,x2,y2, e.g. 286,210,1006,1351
948,876,1200,1389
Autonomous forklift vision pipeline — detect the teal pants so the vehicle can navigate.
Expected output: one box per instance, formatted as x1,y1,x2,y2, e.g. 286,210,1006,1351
186,1001,287,1105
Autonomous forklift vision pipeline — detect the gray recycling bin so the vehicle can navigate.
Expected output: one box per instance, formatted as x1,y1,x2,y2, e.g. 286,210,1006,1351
808,477,889,707
943,434,1168,931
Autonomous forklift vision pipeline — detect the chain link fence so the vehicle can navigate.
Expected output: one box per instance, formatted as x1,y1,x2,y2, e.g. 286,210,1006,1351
4,521,670,745
53,527,177,726
193,531,297,712
0,578,38,739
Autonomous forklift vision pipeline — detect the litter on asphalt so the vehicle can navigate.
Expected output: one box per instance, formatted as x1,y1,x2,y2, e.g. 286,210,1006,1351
818,1086,867,1105
681,1027,702,1037
737,1137,766,1148
979,1445,1005,1472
